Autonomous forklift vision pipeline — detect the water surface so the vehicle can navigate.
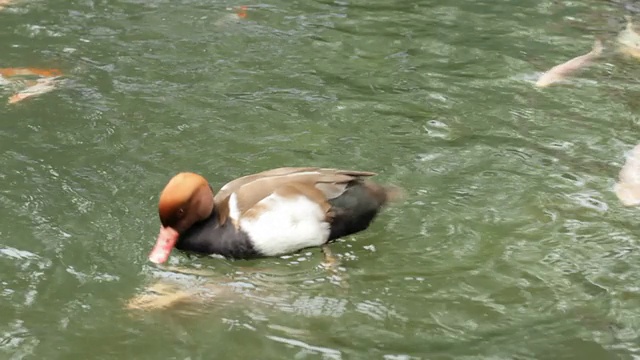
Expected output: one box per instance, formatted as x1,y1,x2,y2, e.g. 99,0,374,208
1,0,640,359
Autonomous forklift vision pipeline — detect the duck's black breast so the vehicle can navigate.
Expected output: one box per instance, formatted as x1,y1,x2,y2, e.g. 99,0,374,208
175,211,261,259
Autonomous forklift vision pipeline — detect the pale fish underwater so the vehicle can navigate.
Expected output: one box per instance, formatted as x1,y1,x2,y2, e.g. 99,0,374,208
535,39,603,88
615,144,640,206
0,68,64,104
0,0,13,11
617,16,640,59
8,76,64,104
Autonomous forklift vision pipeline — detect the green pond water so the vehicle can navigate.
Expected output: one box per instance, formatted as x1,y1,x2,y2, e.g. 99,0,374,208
1,0,640,359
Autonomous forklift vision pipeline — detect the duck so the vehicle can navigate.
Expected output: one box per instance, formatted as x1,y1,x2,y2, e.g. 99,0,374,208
148,167,399,265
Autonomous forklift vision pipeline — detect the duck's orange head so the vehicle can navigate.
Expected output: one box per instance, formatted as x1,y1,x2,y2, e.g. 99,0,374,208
149,172,214,264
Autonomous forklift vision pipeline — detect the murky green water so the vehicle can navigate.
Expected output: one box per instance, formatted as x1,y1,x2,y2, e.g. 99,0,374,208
1,0,640,358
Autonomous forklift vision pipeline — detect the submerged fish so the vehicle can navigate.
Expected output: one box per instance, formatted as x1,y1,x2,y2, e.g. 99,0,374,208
214,5,248,27
234,5,247,19
0,67,63,78
0,0,13,10
615,144,640,206
617,16,640,49
0,68,65,104
8,76,63,104
535,39,603,88
617,16,640,59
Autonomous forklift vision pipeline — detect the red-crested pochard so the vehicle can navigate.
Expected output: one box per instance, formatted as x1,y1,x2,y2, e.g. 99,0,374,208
148,167,399,264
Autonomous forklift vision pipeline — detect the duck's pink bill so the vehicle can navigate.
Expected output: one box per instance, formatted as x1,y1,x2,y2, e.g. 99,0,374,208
149,226,179,264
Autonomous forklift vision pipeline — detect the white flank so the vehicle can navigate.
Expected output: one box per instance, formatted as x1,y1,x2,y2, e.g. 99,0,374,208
228,193,241,222
240,194,330,256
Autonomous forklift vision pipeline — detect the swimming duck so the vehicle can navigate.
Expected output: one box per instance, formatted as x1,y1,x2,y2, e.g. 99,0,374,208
148,167,399,264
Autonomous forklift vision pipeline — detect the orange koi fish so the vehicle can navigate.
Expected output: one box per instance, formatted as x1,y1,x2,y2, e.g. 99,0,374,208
235,5,248,19
215,5,248,26
0,67,63,78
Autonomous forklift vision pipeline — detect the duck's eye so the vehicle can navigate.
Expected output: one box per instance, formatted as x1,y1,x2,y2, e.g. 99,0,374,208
177,208,185,217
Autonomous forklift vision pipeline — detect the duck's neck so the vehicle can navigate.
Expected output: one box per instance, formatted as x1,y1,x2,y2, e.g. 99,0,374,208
174,207,260,259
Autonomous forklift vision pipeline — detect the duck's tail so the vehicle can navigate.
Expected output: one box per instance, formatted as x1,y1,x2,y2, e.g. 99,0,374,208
382,184,405,205
363,181,405,207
